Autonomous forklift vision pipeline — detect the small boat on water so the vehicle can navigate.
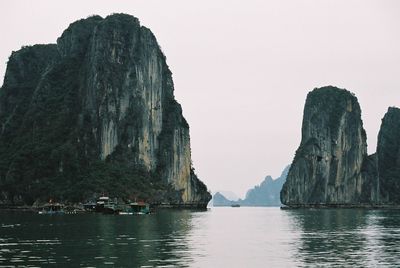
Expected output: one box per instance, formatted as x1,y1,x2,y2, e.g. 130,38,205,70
95,196,150,215
117,202,150,215
95,196,110,213
95,196,122,214
129,202,150,214
38,203,64,214
231,204,240,207
83,202,96,211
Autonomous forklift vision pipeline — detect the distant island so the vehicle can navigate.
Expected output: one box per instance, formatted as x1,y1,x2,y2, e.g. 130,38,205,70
281,86,400,207
0,14,211,208
213,165,290,207
212,192,235,207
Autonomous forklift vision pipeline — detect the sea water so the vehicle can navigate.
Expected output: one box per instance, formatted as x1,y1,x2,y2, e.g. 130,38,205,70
0,207,399,267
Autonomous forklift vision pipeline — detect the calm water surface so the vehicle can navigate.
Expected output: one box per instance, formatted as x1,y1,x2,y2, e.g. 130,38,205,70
1,207,400,267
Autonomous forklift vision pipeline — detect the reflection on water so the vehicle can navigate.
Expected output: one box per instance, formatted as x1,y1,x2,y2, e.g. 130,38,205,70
1,208,400,267
285,209,400,267
0,210,194,267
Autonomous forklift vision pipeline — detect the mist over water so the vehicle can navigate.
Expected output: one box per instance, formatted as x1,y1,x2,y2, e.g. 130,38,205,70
1,208,400,267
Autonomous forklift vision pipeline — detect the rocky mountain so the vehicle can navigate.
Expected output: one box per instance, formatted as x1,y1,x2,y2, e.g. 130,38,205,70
216,191,239,201
0,14,211,207
281,86,399,207
212,192,236,207
212,165,289,207
281,86,371,205
377,107,400,203
241,165,289,206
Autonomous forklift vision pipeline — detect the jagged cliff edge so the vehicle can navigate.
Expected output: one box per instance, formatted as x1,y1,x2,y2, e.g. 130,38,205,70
0,14,211,207
281,86,399,207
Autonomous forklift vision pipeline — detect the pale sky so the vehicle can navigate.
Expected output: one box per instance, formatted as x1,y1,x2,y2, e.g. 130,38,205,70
1,1,399,198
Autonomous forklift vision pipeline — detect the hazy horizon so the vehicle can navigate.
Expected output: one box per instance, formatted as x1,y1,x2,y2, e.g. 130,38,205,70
1,1,399,198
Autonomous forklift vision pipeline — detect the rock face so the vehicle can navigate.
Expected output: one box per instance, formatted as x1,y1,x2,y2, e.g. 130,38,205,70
280,87,400,207
241,165,289,206
0,14,210,206
377,107,400,204
281,86,375,205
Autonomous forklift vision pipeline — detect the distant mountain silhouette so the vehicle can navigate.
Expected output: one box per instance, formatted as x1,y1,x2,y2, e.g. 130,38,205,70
212,192,236,206
215,191,239,201
241,165,290,206
212,165,290,207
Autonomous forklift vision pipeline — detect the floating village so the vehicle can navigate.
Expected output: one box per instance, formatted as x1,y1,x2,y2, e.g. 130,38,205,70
33,197,151,215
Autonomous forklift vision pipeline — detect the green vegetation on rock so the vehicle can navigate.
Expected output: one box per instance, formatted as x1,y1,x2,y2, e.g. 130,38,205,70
377,107,400,203
0,14,211,206
281,86,400,207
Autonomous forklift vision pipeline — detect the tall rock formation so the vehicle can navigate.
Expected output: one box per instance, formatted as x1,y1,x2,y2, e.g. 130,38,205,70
280,86,400,207
281,86,375,206
377,107,400,204
0,14,210,207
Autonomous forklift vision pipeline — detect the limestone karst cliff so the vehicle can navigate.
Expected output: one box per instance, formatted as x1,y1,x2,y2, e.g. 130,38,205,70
281,86,377,206
281,86,400,207
0,14,210,207
377,107,400,204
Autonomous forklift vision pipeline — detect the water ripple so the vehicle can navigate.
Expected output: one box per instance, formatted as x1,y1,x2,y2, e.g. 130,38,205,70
0,209,400,267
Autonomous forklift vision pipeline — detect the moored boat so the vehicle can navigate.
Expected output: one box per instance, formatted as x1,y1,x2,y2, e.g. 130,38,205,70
93,196,152,215
117,202,150,215
38,203,64,214
83,202,96,212
95,196,110,213
129,202,150,214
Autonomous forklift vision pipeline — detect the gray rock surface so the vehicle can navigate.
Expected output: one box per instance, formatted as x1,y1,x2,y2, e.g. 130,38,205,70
377,107,400,204
0,14,210,206
281,86,376,206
